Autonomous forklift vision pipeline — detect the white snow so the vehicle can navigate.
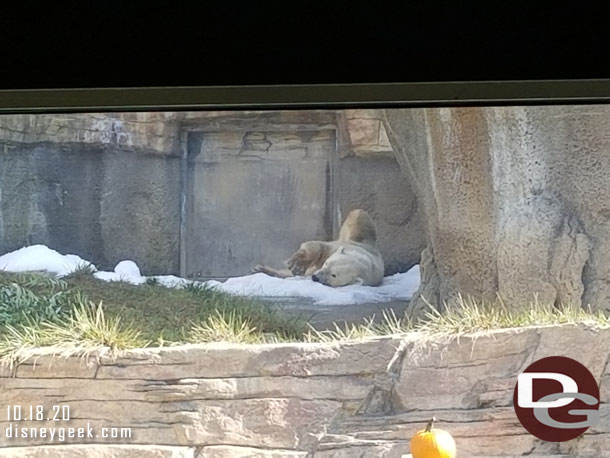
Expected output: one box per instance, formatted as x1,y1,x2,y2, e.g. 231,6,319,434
95,260,144,283
114,260,141,278
0,245,95,277
93,270,145,285
0,245,421,305
204,270,420,305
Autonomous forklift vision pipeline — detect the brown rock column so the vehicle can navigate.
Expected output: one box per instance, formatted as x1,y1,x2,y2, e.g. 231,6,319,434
384,106,610,315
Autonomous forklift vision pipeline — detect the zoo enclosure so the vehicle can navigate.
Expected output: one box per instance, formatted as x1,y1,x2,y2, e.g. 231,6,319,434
0,110,424,278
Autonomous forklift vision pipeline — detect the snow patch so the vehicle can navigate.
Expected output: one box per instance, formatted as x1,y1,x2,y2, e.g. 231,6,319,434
0,245,95,277
0,245,421,305
114,260,142,278
205,270,420,305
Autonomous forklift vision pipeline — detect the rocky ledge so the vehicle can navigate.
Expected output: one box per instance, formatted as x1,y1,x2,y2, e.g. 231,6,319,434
1,324,609,457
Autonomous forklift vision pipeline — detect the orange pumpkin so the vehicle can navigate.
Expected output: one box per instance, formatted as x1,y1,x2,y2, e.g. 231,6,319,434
410,417,456,458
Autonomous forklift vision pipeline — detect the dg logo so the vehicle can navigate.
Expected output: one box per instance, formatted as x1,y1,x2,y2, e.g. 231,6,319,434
513,356,601,442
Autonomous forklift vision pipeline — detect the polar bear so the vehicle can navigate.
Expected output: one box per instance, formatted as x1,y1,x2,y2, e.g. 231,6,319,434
253,209,384,287
310,242,384,287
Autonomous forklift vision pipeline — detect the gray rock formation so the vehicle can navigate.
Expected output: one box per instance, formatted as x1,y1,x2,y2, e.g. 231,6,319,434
383,106,610,314
1,324,609,456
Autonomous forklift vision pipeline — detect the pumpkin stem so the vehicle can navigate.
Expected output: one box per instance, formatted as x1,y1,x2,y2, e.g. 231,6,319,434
425,416,437,432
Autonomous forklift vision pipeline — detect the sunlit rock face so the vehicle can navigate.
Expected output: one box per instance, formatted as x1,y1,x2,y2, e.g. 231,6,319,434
384,106,610,315
1,325,609,456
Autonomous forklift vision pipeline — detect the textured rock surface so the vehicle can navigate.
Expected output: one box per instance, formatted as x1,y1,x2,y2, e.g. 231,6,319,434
0,110,423,276
339,109,394,157
197,446,307,457
0,142,182,274
1,325,609,457
1,445,196,457
383,106,610,314
338,156,425,274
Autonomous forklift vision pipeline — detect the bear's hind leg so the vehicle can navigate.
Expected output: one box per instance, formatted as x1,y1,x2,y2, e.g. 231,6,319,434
252,265,295,278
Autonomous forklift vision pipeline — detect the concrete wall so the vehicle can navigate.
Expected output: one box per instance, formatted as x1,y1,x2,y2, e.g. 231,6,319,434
337,156,425,274
1,324,608,457
0,143,181,274
0,111,424,277
185,129,334,278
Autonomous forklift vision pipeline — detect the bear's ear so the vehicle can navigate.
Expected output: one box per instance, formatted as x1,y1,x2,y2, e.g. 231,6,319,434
338,246,345,254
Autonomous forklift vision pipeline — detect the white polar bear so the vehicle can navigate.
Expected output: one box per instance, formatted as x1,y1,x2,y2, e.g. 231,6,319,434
254,209,385,287
311,242,384,287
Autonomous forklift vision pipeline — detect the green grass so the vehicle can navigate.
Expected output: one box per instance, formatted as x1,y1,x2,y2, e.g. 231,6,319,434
0,272,307,343
417,294,610,337
0,274,77,326
0,271,308,365
303,309,411,343
0,302,149,368
301,294,610,343
63,262,97,278
189,309,262,344
0,271,609,367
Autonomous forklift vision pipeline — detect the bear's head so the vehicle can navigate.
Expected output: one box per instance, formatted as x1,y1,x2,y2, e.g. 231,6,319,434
311,247,364,287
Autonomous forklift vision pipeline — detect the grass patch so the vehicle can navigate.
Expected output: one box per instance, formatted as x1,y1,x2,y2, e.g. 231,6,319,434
304,309,412,343
0,275,76,326
417,294,610,337
189,309,262,344
1,271,609,366
63,262,97,279
0,271,307,364
301,295,610,342
0,302,148,367
25,273,307,343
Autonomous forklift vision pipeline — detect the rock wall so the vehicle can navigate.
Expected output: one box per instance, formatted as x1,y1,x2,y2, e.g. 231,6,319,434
383,106,610,314
337,156,425,274
1,324,609,457
0,110,424,276
339,109,395,157
0,113,182,274
336,109,425,273
0,142,183,274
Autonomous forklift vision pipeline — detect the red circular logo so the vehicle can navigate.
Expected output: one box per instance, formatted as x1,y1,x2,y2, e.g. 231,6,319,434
513,356,600,442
